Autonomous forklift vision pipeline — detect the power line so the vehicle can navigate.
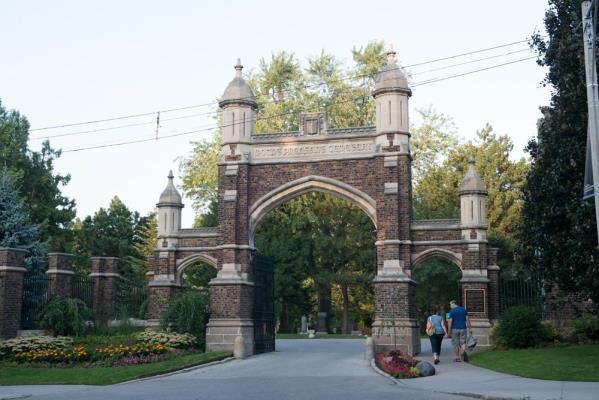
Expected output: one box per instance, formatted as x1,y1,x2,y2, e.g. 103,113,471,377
33,47,533,141
412,56,537,86
61,55,537,154
30,38,534,132
410,48,531,76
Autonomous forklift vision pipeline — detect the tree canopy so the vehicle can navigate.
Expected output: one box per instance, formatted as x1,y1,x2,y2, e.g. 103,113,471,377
518,0,599,302
0,99,76,252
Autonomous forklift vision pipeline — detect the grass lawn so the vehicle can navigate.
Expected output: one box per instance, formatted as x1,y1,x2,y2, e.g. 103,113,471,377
470,344,599,382
0,351,230,386
276,333,363,339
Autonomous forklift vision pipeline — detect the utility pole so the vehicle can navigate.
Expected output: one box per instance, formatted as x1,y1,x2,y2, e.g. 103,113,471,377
582,0,599,244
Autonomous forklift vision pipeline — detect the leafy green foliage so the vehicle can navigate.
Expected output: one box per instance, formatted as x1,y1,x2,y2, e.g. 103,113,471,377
412,258,461,325
518,0,599,304
0,170,40,249
71,197,153,279
494,306,548,348
39,297,95,337
0,99,75,252
160,291,209,348
572,314,599,342
181,262,217,291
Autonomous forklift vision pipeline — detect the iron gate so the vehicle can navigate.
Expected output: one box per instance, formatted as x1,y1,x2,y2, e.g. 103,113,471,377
253,254,275,354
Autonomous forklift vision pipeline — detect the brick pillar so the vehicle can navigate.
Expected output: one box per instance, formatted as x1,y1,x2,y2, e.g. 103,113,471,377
206,162,255,356
373,150,419,354
90,257,120,323
487,248,500,322
461,278,492,350
147,249,180,323
373,276,419,355
0,248,28,339
47,253,75,298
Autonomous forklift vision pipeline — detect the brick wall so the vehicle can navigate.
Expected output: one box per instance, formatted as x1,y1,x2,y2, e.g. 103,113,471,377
0,248,27,339
90,257,120,323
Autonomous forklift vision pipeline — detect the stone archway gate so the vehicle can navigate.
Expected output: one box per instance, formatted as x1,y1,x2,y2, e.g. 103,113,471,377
147,53,500,356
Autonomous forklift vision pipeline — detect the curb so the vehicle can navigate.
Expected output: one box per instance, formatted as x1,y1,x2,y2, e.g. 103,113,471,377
115,356,235,385
369,358,525,400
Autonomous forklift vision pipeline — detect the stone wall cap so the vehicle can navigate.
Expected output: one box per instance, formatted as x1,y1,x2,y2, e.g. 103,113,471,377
460,277,490,283
148,280,181,288
209,278,255,286
47,252,75,257
90,257,120,260
0,247,28,253
0,266,27,273
373,275,416,284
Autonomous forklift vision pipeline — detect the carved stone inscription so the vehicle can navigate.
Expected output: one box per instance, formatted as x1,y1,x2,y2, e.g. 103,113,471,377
465,289,486,314
253,140,374,161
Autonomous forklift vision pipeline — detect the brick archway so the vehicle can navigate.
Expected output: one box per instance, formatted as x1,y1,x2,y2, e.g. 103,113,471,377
248,175,377,247
175,253,218,286
148,56,500,356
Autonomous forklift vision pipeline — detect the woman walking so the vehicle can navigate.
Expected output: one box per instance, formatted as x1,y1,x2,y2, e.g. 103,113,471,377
426,307,448,365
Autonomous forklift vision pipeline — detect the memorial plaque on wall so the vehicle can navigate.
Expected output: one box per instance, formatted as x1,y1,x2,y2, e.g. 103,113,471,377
465,289,486,313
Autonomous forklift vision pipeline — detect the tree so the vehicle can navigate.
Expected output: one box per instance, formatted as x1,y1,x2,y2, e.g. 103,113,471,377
71,197,152,279
0,170,40,248
518,0,599,302
0,100,76,251
411,106,459,183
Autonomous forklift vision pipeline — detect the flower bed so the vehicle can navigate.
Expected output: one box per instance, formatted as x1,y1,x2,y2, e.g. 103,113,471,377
0,331,197,368
375,350,420,379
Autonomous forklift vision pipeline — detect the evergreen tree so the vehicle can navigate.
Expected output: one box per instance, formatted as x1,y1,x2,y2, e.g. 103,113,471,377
0,170,46,273
519,0,599,302
0,99,76,251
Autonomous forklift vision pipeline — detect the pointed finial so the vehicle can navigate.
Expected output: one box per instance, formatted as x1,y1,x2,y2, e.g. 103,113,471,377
387,44,397,64
234,58,243,78
168,170,174,180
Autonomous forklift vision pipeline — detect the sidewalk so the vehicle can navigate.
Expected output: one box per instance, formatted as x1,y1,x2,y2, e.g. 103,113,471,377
391,339,599,400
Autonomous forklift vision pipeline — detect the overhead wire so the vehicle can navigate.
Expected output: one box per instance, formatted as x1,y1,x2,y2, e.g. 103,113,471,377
32,45,534,141
60,55,537,153
30,38,535,133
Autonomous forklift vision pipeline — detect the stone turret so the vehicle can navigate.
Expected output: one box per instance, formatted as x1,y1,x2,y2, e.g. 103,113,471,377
219,59,257,162
459,157,488,236
156,170,183,244
372,46,411,152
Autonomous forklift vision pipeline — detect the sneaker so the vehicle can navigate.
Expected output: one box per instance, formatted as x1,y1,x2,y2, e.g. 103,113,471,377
434,359,439,365
462,352,469,363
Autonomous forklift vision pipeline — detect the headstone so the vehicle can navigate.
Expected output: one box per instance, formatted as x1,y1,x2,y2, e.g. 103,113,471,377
316,312,327,333
415,361,435,377
300,315,308,333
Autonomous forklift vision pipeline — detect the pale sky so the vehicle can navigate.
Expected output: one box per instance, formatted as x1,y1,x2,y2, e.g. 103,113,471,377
1,0,551,227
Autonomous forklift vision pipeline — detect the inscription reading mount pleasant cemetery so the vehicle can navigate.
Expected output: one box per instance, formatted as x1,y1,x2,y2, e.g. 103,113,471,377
252,140,374,160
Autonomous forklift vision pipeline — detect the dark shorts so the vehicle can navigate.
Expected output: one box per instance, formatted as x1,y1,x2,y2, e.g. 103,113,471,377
451,329,467,347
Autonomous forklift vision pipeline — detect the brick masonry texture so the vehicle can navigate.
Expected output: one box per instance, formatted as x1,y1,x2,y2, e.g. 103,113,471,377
0,248,26,339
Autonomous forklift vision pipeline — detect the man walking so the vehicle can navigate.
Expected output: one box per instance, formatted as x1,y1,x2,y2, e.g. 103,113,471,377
447,300,471,362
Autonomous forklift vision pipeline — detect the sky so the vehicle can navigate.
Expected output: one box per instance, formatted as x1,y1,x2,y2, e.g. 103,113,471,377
1,0,552,228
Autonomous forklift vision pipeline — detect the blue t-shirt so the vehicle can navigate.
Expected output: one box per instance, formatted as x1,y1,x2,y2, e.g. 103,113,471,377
449,306,468,329
429,315,444,334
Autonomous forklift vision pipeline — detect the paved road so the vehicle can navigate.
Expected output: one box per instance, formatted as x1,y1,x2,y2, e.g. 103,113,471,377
0,339,468,400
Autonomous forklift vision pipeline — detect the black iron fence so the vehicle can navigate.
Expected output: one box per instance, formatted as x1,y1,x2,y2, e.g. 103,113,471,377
21,274,51,329
72,276,94,308
499,273,545,319
113,277,148,319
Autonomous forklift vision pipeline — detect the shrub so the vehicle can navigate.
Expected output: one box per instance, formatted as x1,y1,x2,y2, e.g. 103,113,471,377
495,306,548,348
0,336,73,359
135,330,196,349
160,290,209,348
39,297,95,336
572,314,599,342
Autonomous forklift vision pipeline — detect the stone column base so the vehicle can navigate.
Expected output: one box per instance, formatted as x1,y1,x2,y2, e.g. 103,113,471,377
469,318,492,352
372,318,420,355
206,318,254,356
